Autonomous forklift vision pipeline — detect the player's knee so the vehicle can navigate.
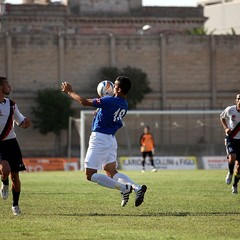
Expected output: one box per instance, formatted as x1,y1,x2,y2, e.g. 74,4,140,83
85,168,98,182
2,169,10,178
1,161,11,176
11,179,21,191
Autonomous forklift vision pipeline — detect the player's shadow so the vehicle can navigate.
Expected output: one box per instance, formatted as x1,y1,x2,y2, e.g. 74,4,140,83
56,211,240,217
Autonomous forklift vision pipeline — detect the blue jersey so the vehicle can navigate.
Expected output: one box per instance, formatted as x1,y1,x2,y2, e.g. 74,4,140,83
92,96,128,135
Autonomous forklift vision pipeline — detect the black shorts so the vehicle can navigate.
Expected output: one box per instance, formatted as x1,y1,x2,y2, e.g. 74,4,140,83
142,151,153,158
0,138,26,172
225,137,240,161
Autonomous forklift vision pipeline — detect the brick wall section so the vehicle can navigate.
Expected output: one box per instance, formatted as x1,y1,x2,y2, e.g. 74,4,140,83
215,36,240,91
166,35,211,92
0,33,240,156
11,34,59,90
64,35,110,93
0,35,6,76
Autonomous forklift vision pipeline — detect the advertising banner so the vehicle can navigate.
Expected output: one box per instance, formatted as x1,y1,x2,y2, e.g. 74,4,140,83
119,156,197,171
202,156,228,170
23,158,79,172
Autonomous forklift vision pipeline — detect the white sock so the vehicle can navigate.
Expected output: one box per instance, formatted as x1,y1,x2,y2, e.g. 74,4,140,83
113,172,140,191
91,173,125,192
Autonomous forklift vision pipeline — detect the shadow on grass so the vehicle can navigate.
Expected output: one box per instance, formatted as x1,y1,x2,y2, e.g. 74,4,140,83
47,211,240,217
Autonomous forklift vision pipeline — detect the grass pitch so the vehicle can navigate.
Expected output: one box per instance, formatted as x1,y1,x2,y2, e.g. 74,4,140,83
0,169,239,240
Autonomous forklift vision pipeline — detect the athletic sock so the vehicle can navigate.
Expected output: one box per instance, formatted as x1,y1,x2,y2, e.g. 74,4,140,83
142,160,145,169
229,162,235,174
91,173,125,192
150,159,155,168
113,172,140,191
1,178,9,186
12,189,20,206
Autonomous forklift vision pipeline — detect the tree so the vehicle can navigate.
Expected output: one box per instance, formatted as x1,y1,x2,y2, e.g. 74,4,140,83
99,66,152,109
31,88,74,156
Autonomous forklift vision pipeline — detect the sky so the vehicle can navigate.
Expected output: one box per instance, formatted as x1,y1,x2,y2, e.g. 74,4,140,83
4,0,199,7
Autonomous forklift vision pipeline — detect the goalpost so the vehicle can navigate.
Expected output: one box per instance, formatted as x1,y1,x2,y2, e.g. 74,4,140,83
72,110,222,170
68,116,81,160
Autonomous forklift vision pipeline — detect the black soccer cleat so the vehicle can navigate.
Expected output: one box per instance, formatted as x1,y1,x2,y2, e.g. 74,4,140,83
135,185,147,207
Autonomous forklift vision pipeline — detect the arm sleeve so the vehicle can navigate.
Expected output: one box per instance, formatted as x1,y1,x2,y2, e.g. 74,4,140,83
13,104,25,126
220,107,228,119
92,96,110,108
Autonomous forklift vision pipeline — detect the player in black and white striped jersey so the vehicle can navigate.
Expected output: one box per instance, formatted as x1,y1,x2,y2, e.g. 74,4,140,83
0,76,31,215
220,93,240,194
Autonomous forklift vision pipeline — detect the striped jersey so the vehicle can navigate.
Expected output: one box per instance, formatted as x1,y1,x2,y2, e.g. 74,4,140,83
0,98,25,140
220,105,240,139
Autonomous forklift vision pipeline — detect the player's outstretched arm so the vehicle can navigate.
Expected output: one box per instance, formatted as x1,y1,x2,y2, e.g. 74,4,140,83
61,82,93,107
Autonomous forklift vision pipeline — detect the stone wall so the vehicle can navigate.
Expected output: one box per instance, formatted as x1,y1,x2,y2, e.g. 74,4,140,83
0,32,239,156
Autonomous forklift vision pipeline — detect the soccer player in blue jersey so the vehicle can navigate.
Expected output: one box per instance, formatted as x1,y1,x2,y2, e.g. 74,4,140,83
61,76,147,207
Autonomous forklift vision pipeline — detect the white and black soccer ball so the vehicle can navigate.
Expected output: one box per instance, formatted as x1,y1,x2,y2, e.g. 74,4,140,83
97,80,114,97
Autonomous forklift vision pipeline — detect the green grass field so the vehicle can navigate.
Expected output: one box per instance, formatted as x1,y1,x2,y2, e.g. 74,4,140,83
0,169,239,240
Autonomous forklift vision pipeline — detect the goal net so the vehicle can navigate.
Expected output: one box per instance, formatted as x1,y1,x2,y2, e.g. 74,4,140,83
69,110,224,170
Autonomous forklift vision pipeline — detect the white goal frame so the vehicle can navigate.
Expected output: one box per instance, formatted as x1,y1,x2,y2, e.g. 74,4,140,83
79,110,221,170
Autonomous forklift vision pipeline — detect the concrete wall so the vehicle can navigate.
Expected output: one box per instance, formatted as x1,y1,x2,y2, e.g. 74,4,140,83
199,0,240,34
0,32,239,156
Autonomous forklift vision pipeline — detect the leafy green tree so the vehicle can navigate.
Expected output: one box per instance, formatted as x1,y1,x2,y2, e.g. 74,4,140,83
99,66,151,109
32,88,74,155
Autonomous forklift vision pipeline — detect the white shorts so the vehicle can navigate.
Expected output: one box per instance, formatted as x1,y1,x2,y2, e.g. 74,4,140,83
84,132,117,170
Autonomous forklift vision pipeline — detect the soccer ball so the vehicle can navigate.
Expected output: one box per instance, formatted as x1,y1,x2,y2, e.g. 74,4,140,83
97,80,114,97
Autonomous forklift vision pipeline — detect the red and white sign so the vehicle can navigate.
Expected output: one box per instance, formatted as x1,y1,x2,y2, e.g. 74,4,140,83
23,158,80,172
202,156,228,170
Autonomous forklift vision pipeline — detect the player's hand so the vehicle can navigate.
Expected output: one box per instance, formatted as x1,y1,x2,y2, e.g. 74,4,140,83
225,128,231,135
61,82,73,94
20,118,31,129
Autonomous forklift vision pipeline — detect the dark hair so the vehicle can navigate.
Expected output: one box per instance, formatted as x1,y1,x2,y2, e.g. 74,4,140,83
0,77,7,85
116,76,131,94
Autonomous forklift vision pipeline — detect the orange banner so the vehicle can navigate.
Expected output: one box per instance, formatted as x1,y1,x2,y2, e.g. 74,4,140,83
23,158,80,172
